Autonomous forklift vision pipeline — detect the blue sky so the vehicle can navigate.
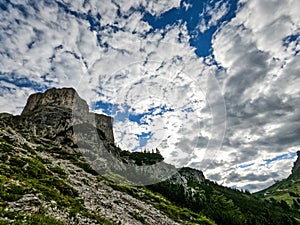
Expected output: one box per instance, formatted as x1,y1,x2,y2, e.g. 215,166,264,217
143,0,239,57
238,152,297,169
0,0,300,192
92,100,174,150
262,152,297,166
88,0,239,152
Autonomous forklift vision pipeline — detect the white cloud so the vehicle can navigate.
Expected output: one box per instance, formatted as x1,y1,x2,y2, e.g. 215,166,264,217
182,2,192,11
234,0,300,60
210,0,300,191
198,0,229,33
2,0,299,192
0,0,224,171
0,83,37,115
142,0,181,16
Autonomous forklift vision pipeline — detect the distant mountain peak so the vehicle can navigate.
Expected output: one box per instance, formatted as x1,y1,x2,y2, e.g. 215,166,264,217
292,151,300,174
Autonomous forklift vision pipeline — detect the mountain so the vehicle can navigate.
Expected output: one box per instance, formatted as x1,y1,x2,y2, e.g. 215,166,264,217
0,87,299,225
0,87,213,225
20,87,114,143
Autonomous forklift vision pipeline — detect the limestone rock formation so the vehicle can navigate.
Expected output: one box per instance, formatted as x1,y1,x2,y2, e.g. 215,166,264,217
20,87,114,143
0,87,298,225
21,87,89,116
0,88,185,225
170,167,205,187
2,87,178,184
0,122,181,225
292,151,300,174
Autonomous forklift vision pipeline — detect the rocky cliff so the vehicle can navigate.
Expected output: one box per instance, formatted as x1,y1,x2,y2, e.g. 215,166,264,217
21,87,89,116
170,167,205,187
292,151,300,174
0,123,184,225
20,87,114,143
0,88,179,184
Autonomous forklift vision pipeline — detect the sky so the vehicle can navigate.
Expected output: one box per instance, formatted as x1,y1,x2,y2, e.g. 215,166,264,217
0,0,300,192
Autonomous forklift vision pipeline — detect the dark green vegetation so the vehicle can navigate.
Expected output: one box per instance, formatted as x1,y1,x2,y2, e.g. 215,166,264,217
0,206,65,225
0,133,215,224
147,177,299,225
1,86,299,224
120,150,164,165
1,134,300,224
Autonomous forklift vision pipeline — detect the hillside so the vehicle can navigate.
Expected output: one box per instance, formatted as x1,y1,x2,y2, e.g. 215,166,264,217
0,87,299,225
147,167,300,225
255,152,300,212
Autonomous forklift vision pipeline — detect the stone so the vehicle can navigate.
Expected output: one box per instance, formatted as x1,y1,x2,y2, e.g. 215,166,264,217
21,87,89,116
8,194,42,213
292,151,300,174
170,167,205,188
0,87,206,225
20,87,114,143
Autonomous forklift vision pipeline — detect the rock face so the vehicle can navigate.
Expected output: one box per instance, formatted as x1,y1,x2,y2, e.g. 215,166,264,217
170,167,205,187
1,87,178,184
21,87,89,116
0,88,183,224
8,194,42,213
0,119,181,225
179,167,205,183
20,87,114,143
292,151,300,174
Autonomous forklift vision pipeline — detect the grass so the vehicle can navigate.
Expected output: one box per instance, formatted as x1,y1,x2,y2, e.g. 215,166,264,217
255,172,300,208
48,166,67,178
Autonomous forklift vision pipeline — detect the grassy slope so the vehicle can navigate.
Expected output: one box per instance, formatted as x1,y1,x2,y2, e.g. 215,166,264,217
0,137,116,225
146,173,300,225
254,168,300,209
1,135,299,225
0,136,216,225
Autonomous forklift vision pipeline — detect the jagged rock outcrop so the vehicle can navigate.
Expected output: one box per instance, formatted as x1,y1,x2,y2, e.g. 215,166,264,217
0,88,187,224
1,87,298,225
20,87,114,143
170,167,205,187
292,151,300,174
179,167,205,183
21,87,89,116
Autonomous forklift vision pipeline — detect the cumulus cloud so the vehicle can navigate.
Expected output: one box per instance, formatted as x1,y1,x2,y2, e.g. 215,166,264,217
1,0,299,192
236,0,300,60
0,0,224,171
198,0,230,33
210,0,300,191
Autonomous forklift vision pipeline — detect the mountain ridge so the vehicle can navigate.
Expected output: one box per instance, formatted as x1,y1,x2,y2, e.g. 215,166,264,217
0,87,299,225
